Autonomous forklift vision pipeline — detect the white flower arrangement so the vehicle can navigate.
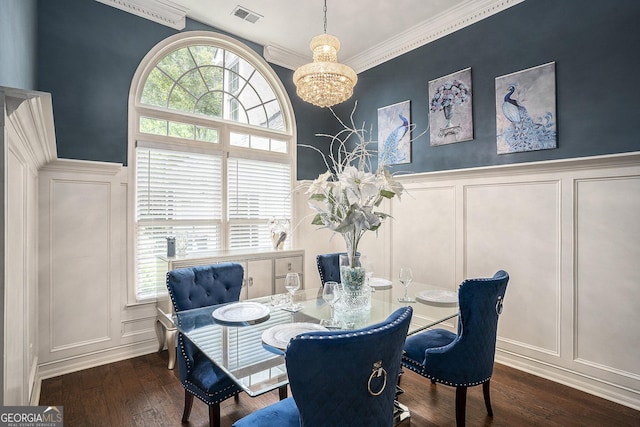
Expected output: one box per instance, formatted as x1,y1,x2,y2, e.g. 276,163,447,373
301,103,405,267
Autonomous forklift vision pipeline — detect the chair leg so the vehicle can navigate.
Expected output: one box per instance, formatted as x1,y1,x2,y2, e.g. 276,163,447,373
455,386,467,427
182,390,194,423
483,381,493,417
234,393,240,403
208,403,220,427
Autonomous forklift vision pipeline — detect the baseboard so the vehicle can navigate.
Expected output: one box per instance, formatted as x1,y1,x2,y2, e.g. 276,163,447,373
496,351,640,411
34,339,159,403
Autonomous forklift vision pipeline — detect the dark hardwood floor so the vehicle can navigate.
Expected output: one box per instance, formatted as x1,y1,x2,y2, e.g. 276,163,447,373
39,351,639,426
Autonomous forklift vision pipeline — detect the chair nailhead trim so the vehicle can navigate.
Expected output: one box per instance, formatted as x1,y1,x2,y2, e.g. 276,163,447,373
401,356,491,387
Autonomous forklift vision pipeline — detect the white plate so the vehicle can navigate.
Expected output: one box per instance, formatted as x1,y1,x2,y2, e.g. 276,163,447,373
416,290,458,306
369,277,392,289
262,323,328,350
212,302,270,324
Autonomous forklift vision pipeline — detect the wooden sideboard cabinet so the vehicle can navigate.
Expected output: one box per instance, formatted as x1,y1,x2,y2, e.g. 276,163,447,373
154,248,305,369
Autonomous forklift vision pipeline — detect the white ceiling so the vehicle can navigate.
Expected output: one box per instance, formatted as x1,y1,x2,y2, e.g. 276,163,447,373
99,0,524,72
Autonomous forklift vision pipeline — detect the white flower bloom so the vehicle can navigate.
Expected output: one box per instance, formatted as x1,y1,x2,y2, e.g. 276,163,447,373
299,102,410,267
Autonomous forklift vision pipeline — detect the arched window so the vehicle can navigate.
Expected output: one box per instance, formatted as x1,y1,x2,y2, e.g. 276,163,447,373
129,32,295,301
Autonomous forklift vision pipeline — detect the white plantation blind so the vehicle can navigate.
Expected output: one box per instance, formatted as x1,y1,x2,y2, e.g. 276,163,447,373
136,147,223,299
228,157,291,249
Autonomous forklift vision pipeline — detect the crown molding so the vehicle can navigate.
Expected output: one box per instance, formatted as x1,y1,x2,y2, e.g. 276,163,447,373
347,0,525,73
265,0,525,73
94,0,189,30
263,44,308,71
1,87,57,170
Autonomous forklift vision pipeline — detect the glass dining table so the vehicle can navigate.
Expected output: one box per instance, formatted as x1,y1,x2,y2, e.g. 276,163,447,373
171,285,459,398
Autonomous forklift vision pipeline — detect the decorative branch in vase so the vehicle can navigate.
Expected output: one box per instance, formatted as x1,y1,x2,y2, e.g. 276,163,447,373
299,102,410,293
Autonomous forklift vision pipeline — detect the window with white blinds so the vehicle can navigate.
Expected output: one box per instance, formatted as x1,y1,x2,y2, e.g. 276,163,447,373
228,157,291,249
131,33,294,302
136,146,223,299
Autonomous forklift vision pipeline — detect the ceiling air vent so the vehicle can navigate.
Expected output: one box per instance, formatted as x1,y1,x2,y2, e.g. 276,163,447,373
232,5,262,24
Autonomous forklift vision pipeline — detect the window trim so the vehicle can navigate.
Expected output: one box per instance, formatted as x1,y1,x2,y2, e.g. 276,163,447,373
127,31,296,304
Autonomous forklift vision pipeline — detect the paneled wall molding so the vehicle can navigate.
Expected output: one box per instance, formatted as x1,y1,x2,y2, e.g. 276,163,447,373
395,151,640,184
35,153,158,403
295,151,639,410
392,151,640,410
40,158,123,175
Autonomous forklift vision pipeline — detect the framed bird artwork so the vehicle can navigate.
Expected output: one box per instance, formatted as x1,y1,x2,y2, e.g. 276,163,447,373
495,62,557,154
378,100,411,165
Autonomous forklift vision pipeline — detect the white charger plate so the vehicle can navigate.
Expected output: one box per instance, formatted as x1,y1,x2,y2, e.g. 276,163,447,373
262,323,328,350
369,277,393,289
416,290,458,306
212,302,270,324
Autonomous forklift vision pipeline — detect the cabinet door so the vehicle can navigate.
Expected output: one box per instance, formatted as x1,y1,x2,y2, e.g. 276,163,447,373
275,256,303,277
246,259,273,299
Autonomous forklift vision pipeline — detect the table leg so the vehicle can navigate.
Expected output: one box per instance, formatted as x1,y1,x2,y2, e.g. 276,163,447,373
156,313,177,370
278,385,288,400
166,328,177,370
155,319,165,352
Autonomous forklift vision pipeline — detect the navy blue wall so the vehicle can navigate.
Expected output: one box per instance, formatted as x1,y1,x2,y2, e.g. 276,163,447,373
0,0,37,90
36,0,640,178
36,0,335,167
329,0,640,178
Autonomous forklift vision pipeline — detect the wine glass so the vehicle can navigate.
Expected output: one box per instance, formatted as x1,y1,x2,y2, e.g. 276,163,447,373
398,267,415,302
321,281,343,327
284,272,301,310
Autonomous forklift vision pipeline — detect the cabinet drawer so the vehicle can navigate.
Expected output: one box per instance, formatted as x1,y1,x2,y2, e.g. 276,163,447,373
275,256,303,276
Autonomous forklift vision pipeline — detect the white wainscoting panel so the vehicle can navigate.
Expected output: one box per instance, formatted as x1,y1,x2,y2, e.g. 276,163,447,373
575,176,640,377
49,180,112,349
39,161,122,362
37,160,159,382
295,153,640,409
391,185,457,323
30,151,640,410
465,180,561,355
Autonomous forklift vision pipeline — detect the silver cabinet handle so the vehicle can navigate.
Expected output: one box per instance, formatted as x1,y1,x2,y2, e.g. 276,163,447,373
249,277,254,287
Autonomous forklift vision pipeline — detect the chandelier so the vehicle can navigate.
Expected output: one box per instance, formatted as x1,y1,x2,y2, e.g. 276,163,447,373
293,0,357,108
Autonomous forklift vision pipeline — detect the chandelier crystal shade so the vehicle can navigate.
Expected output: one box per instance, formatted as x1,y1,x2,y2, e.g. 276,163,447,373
293,2,357,108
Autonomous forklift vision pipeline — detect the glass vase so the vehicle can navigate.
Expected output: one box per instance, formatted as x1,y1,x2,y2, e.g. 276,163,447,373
337,254,371,313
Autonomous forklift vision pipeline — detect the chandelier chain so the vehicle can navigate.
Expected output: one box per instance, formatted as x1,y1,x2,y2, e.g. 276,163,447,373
323,0,327,34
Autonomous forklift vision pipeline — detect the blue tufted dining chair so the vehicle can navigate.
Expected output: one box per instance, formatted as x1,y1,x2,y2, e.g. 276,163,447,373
402,270,509,427
316,252,359,286
166,262,245,427
232,306,413,427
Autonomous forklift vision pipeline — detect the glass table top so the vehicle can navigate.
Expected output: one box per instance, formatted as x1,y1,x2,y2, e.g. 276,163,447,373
173,286,459,396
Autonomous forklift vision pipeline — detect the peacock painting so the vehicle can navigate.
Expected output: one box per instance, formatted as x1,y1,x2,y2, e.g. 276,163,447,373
495,62,557,154
378,100,411,165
